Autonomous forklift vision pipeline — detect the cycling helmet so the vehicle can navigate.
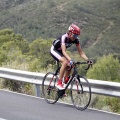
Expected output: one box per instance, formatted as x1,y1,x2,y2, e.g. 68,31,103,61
68,23,80,35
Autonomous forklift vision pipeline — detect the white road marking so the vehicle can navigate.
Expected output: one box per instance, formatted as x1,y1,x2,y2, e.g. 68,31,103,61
0,118,7,120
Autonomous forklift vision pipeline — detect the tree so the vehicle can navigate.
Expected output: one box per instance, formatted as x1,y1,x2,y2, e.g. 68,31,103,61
0,29,30,56
15,39,30,54
0,29,14,47
0,41,22,63
87,54,120,82
29,38,54,70
29,38,42,57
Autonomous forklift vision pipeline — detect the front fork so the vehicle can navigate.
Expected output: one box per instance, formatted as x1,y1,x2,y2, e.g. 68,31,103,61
75,75,83,94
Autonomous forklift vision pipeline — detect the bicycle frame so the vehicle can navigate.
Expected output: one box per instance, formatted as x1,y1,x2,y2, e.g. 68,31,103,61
42,61,92,109
64,64,79,91
56,61,89,92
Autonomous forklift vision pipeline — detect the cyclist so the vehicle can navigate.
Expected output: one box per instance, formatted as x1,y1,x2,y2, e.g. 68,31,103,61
50,23,93,90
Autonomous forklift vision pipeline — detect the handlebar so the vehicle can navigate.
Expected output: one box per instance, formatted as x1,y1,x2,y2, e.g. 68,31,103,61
68,61,92,71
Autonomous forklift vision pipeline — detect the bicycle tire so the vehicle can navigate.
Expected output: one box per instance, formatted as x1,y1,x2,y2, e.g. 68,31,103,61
70,76,91,110
42,72,59,104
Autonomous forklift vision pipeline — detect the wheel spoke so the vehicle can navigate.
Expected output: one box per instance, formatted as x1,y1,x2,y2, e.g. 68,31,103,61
70,76,91,110
42,72,59,104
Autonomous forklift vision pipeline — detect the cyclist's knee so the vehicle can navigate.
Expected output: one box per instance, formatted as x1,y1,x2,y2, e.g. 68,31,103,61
62,60,68,66
66,66,70,69
60,58,68,67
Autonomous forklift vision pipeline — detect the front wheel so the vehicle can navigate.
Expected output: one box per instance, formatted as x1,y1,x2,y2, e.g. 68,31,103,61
42,72,59,104
70,76,91,110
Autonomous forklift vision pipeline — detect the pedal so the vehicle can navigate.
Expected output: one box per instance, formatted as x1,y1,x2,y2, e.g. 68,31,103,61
57,89,65,98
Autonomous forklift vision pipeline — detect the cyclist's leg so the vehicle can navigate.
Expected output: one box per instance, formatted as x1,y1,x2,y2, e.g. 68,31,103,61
59,57,68,80
56,57,68,89
50,46,68,89
64,67,71,84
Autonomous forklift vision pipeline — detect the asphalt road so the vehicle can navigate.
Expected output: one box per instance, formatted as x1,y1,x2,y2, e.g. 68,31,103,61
0,90,120,120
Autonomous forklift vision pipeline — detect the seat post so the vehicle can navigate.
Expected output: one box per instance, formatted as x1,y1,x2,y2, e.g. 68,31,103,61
56,61,60,68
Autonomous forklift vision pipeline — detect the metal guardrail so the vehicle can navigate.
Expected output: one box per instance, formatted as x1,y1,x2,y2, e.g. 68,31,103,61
0,67,120,98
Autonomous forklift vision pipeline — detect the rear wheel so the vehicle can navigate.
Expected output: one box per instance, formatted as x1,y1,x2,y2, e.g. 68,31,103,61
70,76,91,110
42,72,59,104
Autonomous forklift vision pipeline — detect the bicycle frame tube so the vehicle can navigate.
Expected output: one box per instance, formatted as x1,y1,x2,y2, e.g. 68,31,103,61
64,65,78,90
54,67,60,75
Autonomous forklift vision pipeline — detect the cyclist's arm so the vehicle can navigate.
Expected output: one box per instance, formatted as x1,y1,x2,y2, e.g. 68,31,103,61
76,45,89,61
61,44,71,61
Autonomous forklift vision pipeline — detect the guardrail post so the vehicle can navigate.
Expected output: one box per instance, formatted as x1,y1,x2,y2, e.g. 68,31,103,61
35,84,40,97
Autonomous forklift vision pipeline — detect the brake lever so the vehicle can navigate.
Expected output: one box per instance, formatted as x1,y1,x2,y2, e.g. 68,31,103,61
68,62,76,71
85,64,92,70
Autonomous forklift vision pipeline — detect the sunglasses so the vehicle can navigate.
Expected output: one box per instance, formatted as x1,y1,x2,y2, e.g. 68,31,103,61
73,34,78,38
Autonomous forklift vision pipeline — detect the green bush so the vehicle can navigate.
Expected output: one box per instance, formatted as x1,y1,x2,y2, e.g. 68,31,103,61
87,54,120,82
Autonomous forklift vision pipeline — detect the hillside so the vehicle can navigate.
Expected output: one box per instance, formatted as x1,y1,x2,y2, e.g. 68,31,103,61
0,0,120,58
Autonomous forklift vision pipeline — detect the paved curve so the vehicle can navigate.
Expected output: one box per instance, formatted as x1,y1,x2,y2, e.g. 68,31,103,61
0,90,120,120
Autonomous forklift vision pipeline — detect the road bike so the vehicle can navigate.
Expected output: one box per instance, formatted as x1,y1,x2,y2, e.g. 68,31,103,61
42,61,92,110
